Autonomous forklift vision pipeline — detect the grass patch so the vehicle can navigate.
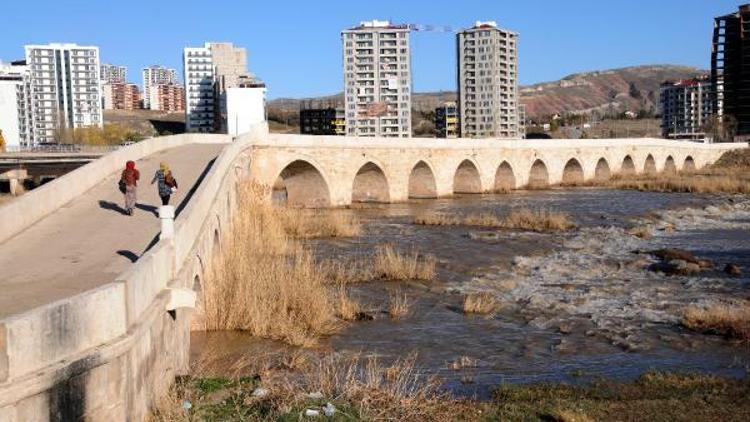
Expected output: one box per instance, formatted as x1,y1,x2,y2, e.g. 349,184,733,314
627,225,653,240
683,303,750,341
373,245,436,281
463,292,499,315
278,209,361,239
415,208,575,233
388,291,411,321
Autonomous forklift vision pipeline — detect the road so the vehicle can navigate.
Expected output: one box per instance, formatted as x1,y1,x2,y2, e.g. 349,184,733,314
0,143,226,319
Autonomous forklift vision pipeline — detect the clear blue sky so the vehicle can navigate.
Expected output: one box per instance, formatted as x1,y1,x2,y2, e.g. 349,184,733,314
1,0,742,99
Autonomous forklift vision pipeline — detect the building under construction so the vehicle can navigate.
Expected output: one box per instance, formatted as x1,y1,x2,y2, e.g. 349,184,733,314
300,100,345,136
712,4,750,141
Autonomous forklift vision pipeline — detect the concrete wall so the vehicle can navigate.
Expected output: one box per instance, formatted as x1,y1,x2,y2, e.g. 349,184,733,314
0,126,266,421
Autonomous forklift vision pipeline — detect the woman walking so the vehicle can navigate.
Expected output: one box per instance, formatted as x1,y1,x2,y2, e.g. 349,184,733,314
120,160,140,215
151,162,178,206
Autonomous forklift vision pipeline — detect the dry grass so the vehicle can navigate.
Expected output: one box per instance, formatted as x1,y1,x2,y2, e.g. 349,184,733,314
201,182,341,347
278,208,361,239
683,303,750,341
336,287,363,322
463,292,499,315
373,245,436,281
388,291,412,321
600,172,750,194
627,225,653,240
415,208,575,233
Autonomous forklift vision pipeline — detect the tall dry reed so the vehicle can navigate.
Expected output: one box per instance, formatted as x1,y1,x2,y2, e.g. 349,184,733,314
683,303,750,341
415,208,574,232
201,182,339,347
373,245,437,281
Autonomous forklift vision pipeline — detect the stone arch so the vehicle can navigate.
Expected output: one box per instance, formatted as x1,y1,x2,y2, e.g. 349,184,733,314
621,155,636,175
453,159,482,194
594,158,611,181
494,161,516,192
664,156,677,174
273,159,331,207
644,154,657,174
528,159,549,189
352,162,390,203
408,160,438,199
683,156,696,172
213,228,221,257
562,158,584,185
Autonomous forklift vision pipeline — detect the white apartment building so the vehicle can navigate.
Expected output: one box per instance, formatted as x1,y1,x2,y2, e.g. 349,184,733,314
0,62,31,148
24,43,103,144
342,20,412,138
457,21,520,138
100,63,127,84
660,77,713,140
142,65,177,109
183,45,216,132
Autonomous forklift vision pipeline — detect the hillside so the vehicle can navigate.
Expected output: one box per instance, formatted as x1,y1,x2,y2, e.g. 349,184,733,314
267,64,706,129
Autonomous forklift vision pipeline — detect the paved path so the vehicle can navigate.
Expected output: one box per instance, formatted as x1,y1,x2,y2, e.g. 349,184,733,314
0,143,226,319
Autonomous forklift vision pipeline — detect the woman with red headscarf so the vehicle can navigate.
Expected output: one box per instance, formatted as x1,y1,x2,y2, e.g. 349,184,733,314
120,160,140,215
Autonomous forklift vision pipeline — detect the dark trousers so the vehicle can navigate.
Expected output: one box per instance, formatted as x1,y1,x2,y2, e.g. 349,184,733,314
160,195,171,206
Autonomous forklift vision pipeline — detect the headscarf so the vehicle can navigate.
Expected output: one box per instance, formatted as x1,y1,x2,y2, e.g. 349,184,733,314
126,160,135,170
160,162,170,175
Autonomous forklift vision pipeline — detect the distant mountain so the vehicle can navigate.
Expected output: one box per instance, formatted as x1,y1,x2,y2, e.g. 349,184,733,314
267,64,707,128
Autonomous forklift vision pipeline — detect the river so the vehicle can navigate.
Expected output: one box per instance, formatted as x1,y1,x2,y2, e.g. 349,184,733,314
192,188,750,398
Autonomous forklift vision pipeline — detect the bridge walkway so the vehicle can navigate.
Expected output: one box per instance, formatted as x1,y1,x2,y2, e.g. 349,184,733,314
0,143,226,319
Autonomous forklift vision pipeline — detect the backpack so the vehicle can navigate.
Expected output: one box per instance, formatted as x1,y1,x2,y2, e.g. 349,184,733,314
165,172,177,188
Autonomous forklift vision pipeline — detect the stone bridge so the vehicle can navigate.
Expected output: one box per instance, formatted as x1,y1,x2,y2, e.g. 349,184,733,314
253,134,738,207
0,124,744,421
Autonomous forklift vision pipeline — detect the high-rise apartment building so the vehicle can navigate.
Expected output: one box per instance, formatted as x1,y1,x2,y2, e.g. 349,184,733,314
435,102,458,138
149,83,185,112
660,77,713,140
100,63,127,84
142,65,177,109
25,43,103,144
342,20,412,138
183,42,264,133
102,83,141,110
0,61,31,148
712,4,750,140
457,21,520,139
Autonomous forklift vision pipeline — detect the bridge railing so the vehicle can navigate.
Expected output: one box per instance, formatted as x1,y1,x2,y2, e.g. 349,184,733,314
2,144,122,154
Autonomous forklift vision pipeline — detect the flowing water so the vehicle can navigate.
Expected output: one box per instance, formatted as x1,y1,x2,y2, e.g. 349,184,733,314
193,188,750,398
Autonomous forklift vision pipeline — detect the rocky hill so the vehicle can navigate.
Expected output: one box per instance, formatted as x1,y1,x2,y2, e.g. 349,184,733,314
268,65,706,126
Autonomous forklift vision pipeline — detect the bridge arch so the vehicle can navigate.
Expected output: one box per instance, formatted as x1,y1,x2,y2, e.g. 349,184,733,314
562,158,584,185
453,159,482,194
621,155,636,175
352,161,390,203
664,156,677,174
494,161,516,192
594,158,611,180
408,160,438,199
528,159,549,189
683,156,696,172
644,154,657,174
273,159,331,207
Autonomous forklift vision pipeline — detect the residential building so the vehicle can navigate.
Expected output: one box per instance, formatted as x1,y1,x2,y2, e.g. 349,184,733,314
142,65,177,109
434,102,458,138
100,63,127,84
183,42,264,133
0,61,31,148
226,84,266,136
102,82,141,110
712,4,750,141
300,103,346,136
660,76,713,140
149,83,185,112
518,104,527,138
25,43,103,144
342,20,412,138
457,21,520,138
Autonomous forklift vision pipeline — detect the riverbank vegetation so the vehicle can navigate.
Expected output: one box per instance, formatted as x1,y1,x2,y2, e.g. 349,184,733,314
149,352,750,422
200,182,436,346
683,302,750,341
463,292,500,315
415,208,575,233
